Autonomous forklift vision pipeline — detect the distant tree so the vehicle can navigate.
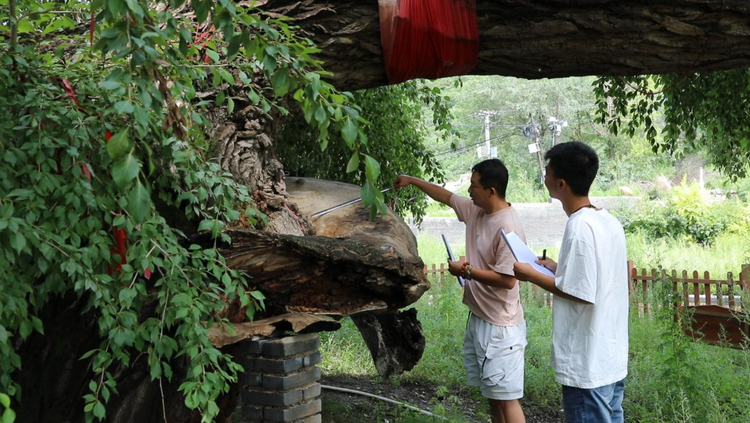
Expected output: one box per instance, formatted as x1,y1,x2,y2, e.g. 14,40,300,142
594,71,750,180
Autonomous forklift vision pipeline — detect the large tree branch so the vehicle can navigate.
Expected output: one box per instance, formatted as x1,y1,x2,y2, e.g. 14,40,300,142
259,0,750,91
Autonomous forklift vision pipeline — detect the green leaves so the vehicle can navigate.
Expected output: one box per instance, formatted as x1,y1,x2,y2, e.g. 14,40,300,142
341,117,357,148
364,155,380,184
100,80,122,90
114,100,135,114
106,129,132,160
595,71,750,179
1,407,15,423
127,182,150,224
346,152,359,173
112,154,141,189
2,1,375,422
271,68,290,97
8,233,25,254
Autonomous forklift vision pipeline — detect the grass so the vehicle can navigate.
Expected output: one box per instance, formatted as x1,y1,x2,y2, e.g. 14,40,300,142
626,231,750,276
320,205,750,422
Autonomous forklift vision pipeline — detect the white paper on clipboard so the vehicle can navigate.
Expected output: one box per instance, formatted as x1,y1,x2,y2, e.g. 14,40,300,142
501,230,555,277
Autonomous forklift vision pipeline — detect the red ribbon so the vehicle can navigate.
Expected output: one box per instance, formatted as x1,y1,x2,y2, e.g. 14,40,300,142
378,0,479,84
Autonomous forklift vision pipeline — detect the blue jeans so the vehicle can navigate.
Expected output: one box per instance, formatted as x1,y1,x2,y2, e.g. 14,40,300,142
562,378,625,423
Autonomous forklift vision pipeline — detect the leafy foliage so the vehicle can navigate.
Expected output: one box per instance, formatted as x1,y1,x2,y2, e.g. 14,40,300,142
278,81,453,224
0,0,378,421
616,180,750,245
418,76,676,202
594,71,750,180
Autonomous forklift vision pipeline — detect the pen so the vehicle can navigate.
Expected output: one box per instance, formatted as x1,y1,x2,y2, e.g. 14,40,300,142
542,249,546,260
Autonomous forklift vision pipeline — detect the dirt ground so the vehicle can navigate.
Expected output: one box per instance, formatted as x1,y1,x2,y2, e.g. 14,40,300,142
320,375,563,423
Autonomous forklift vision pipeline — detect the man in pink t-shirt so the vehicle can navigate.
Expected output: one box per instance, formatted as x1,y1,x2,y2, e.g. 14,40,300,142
394,159,527,423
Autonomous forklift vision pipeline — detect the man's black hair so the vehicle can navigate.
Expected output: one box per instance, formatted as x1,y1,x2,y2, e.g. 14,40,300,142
471,159,509,199
544,141,599,196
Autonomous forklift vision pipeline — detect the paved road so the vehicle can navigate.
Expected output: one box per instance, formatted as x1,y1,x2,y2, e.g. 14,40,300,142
408,196,638,251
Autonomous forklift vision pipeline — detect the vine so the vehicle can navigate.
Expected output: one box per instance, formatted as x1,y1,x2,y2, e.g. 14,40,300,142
0,0,378,421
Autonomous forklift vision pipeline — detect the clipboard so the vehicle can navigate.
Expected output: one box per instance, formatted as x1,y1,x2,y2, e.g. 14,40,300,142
441,234,465,287
500,230,555,277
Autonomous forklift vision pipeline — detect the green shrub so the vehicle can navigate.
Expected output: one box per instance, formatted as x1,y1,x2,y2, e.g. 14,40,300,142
617,181,750,245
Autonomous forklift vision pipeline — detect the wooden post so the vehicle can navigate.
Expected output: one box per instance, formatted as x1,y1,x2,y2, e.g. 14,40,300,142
741,264,750,311
672,269,680,312
728,272,735,309
681,270,689,308
705,270,712,306
627,261,634,299
698,271,707,306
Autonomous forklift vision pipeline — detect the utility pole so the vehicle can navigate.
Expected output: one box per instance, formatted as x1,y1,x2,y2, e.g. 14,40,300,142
553,96,560,146
523,115,545,185
532,118,544,184
548,97,568,148
484,113,491,158
470,110,500,158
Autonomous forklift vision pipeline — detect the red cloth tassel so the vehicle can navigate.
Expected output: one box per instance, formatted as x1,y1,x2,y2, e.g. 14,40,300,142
110,225,128,274
378,0,479,85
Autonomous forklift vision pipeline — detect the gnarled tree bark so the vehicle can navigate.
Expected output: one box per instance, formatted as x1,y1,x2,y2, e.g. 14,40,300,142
257,0,750,91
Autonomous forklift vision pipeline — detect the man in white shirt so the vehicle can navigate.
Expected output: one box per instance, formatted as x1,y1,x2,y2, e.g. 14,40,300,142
394,159,527,423
513,142,628,423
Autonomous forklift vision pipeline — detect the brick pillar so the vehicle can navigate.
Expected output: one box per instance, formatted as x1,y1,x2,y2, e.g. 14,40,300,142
239,333,322,422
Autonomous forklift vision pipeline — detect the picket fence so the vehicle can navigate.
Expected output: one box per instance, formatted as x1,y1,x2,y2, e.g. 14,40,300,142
423,259,750,310
424,260,750,347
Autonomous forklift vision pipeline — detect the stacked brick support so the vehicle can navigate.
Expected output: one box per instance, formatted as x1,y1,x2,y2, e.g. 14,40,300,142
239,333,322,422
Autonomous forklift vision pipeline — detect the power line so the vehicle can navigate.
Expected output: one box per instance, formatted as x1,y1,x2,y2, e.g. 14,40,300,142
433,131,519,157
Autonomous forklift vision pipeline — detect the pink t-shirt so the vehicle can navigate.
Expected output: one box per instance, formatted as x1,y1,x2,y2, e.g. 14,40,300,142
450,194,526,326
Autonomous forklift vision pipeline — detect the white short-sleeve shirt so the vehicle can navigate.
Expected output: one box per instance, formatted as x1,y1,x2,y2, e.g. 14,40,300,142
552,207,629,389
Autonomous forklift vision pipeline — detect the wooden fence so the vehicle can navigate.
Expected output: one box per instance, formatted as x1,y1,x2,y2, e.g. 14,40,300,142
423,260,750,310
627,261,750,313
423,260,750,347
423,256,465,288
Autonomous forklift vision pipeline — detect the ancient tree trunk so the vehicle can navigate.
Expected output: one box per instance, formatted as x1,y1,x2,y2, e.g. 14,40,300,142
351,309,426,378
258,0,750,91
210,177,428,319
217,226,428,317
15,294,237,423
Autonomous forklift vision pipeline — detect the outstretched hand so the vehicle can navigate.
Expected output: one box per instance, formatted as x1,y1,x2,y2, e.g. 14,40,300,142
393,175,413,190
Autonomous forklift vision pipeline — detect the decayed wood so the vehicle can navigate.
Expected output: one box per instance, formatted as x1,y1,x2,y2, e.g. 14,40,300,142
208,313,341,348
256,0,750,91
283,177,428,378
219,225,429,316
351,308,425,378
208,178,430,377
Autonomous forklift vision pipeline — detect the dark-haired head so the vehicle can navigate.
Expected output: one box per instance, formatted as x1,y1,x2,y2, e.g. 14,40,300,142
544,142,599,196
471,159,509,199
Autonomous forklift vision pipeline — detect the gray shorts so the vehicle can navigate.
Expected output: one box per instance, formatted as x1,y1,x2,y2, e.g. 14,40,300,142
463,314,527,400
